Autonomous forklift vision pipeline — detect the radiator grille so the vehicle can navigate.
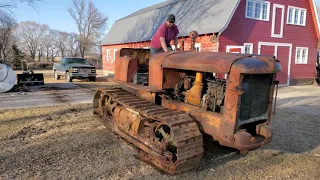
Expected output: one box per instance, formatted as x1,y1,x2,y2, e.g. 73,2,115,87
239,74,272,123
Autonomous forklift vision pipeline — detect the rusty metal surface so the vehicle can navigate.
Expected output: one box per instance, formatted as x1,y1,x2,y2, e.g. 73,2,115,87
161,95,274,150
114,48,152,83
189,31,198,51
149,52,281,75
114,56,138,82
161,97,220,135
162,96,236,148
93,88,204,174
159,52,251,74
231,57,281,74
108,78,164,93
234,123,273,150
162,69,181,89
148,52,166,89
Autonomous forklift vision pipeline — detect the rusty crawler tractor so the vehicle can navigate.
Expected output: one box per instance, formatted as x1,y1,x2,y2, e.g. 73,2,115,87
93,31,282,174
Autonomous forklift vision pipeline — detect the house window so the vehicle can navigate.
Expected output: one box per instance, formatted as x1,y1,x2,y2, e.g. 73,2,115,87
195,43,201,52
113,49,117,62
106,49,110,61
246,0,270,21
287,6,306,26
244,43,253,54
295,47,308,64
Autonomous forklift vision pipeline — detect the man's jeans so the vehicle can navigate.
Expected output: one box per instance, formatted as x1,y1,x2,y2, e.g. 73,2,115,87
150,46,173,56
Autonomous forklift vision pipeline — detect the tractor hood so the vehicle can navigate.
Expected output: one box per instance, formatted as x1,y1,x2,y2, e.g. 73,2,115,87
159,51,281,74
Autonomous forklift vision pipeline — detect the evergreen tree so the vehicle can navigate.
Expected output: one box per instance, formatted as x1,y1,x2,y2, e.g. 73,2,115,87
11,45,24,69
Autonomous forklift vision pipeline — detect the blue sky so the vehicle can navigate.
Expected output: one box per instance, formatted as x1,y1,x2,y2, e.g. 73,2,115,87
12,0,164,34
11,0,320,35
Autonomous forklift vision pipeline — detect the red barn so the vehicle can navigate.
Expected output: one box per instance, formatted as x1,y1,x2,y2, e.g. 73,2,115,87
101,0,320,85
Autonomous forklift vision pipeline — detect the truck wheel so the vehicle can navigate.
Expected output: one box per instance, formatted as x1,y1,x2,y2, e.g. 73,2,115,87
66,72,72,82
54,70,60,80
89,77,96,82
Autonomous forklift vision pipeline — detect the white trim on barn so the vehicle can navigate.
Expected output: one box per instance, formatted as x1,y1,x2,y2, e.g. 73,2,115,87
113,49,118,62
245,0,271,21
106,49,110,61
258,42,293,86
287,6,307,26
226,45,244,53
295,47,309,64
271,4,285,38
244,43,254,54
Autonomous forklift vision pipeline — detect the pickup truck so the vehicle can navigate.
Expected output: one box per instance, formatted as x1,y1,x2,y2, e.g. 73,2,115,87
53,57,97,82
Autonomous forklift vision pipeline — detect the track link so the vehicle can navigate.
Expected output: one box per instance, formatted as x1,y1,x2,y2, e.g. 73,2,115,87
93,88,204,174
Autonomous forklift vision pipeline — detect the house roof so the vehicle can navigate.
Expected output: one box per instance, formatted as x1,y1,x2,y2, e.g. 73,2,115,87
102,0,240,45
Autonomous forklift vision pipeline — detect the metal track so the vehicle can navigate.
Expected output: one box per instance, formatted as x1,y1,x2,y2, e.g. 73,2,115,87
93,88,204,174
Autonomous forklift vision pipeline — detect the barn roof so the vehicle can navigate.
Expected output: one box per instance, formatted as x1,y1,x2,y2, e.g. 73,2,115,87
102,0,240,45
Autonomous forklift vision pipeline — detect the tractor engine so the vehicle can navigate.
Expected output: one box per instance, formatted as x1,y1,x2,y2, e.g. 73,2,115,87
204,78,226,113
171,72,226,114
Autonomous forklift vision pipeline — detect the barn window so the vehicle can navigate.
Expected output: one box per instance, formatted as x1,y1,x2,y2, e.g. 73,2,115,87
295,47,308,64
245,0,270,21
113,49,117,62
195,43,201,52
244,43,253,54
106,49,110,61
287,6,306,26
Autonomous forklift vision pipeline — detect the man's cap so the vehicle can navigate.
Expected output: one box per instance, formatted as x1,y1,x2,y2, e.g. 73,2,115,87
167,14,175,23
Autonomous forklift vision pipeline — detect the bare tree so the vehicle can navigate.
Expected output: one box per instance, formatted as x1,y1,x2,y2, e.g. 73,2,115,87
43,29,53,61
16,21,48,60
36,41,45,61
0,10,17,61
57,31,68,58
49,43,59,61
0,0,43,12
42,29,59,61
67,32,80,57
68,0,108,58
37,24,50,61
46,29,60,61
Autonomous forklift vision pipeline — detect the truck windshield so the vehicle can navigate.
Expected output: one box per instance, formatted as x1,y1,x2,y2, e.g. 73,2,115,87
65,58,89,64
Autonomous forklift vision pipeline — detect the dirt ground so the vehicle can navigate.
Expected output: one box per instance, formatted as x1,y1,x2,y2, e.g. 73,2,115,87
0,72,320,179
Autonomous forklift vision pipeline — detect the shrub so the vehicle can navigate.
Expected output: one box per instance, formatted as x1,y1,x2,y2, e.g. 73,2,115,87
27,62,54,70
